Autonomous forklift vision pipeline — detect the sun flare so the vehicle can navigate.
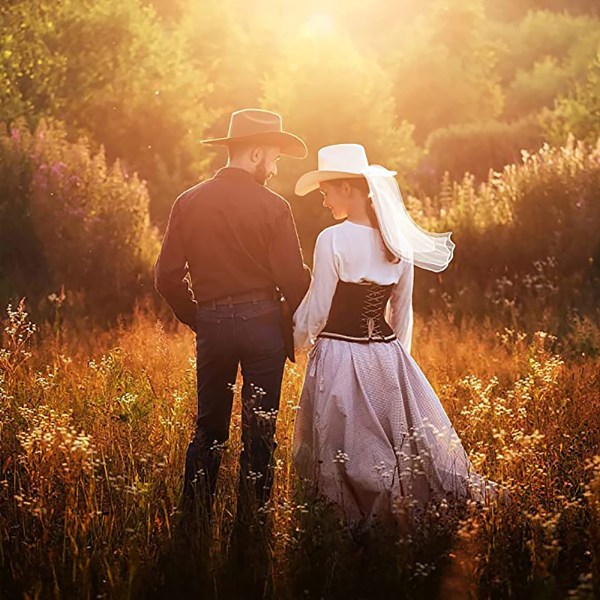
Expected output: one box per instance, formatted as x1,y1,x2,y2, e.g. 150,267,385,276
304,12,335,36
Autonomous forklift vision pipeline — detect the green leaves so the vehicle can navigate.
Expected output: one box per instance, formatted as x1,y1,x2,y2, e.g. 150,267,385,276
0,119,160,315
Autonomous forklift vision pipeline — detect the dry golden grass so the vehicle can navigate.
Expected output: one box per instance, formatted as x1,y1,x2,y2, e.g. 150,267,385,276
0,300,598,599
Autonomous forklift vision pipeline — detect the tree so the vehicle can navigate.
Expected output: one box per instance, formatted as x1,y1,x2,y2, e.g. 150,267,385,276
391,0,504,142
543,49,600,144
503,57,570,118
491,10,600,120
49,0,215,224
0,1,66,123
260,27,418,253
0,0,217,225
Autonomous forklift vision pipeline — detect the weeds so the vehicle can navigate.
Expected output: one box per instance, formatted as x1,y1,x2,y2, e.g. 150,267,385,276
0,301,598,598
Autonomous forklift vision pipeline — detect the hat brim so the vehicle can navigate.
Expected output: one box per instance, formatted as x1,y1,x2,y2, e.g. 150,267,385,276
295,165,398,196
295,171,365,196
200,131,307,159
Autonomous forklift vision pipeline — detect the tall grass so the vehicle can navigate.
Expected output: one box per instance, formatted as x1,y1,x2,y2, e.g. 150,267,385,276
409,137,600,326
0,299,598,598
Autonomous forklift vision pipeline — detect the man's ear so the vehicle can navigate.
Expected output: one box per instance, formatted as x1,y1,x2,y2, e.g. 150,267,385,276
250,146,264,164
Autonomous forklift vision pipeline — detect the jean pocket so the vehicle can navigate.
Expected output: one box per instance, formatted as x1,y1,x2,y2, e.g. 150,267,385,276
196,305,228,325
196,311,225,353
241,308,285,355
238,300,280,320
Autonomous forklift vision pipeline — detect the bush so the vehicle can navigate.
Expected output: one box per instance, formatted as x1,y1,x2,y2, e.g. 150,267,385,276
412,137,600,330
421,118,544,189
542,49,600,145
0,0,215,226
0,122,46,298
0,119,159,316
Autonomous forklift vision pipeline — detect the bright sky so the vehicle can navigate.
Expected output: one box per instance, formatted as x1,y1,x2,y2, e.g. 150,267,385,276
304,13,336,36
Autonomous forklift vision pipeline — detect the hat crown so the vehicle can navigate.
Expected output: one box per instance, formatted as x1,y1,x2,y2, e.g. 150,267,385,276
317,144,369,173
228,109,283,138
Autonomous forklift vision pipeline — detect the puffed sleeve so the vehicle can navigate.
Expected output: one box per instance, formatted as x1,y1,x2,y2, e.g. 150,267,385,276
293,228,339,349
386,260,414,353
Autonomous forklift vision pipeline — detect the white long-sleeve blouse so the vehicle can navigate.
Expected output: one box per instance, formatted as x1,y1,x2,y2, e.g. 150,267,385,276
293,220,414,352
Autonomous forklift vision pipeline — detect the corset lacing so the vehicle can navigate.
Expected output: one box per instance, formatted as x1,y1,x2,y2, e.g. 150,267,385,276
318,281,396,343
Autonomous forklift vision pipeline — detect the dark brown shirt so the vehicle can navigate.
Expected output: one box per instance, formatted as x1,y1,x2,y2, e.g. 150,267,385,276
154,167,311,332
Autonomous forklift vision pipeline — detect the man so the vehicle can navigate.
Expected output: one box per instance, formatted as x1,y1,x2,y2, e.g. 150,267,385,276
154,108,310,516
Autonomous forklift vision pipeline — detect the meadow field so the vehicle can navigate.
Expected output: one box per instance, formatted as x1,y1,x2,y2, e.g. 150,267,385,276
2,1,600,598
0,297,598,599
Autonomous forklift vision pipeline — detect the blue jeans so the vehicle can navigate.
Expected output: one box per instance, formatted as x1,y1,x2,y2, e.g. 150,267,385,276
184,298,287,511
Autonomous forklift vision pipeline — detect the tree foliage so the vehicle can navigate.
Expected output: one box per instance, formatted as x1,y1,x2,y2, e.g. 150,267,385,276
492,10,600,120
0,119,159,315
261,29,418,249
542,49,600,144
391,0,504,142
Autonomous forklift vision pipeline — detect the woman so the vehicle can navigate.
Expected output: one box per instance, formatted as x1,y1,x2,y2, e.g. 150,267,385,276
292,144,496,524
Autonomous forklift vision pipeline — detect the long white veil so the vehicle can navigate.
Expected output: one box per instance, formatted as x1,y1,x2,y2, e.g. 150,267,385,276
364,166,455,273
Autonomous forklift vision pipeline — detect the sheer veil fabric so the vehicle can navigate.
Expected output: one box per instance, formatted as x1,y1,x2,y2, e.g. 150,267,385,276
364,167,455,273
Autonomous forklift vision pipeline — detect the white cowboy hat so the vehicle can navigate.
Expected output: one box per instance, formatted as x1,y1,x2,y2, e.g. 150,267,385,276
295,144,396,196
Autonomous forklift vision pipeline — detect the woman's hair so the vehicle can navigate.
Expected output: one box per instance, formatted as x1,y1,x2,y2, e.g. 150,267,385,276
328,178,400,264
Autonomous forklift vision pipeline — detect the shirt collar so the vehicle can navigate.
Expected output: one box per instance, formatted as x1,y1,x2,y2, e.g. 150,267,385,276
214,167,256,182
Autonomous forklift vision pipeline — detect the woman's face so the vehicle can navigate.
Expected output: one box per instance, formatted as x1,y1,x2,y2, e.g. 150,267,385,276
319,181,349,220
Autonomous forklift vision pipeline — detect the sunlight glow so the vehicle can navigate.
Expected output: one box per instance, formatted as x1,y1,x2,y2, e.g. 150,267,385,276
304,13,335,37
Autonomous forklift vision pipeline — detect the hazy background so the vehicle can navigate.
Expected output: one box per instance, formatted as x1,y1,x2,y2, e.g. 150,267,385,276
1,0,598,332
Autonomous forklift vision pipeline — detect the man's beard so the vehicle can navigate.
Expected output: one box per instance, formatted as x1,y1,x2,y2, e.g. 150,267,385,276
254,158,272,186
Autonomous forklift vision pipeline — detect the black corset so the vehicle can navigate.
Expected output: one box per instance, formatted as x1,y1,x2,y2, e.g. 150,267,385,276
318,281,396,343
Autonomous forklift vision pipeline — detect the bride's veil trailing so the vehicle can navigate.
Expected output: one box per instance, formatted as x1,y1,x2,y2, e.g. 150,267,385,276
364,166,455,273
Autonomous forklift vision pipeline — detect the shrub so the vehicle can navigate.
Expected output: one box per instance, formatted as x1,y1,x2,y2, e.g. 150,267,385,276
412,137,600,329
421,117,544,189
542,49,600,145
0,121,47,299
0,119,159,316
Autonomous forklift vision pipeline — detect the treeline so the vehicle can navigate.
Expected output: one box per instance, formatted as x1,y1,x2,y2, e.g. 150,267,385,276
0,0,598,325
2,0,599,219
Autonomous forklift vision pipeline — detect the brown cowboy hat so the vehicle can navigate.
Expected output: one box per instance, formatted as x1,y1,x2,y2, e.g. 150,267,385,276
201,108,307,159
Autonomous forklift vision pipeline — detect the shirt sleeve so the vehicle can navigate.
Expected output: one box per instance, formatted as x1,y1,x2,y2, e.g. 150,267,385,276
154,197,197,330
293,229,339,349
386,260,414,353
268,202,311,314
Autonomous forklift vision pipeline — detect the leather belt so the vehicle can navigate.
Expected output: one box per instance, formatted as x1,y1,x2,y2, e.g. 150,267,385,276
199,287,279,308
